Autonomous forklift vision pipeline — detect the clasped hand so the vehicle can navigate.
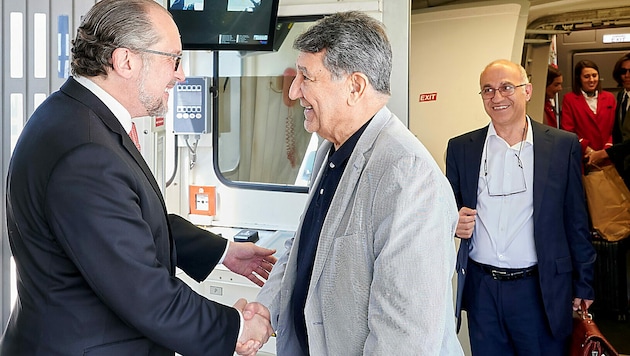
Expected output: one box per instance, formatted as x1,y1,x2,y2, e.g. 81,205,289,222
233,299,274,356
584,146,609,167
224,242,276,355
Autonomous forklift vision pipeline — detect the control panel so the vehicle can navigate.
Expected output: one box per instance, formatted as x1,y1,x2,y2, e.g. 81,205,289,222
172,76,210,134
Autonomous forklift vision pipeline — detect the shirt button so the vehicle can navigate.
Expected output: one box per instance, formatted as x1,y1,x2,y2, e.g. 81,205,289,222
329,162,335,168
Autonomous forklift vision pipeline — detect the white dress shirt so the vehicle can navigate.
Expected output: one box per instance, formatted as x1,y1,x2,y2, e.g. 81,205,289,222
581,89,598,114
470,117,537,268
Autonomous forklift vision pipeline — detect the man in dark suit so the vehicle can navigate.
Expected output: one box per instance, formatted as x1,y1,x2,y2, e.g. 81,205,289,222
0,1,274,355
612,53,630,144
446,59,595,355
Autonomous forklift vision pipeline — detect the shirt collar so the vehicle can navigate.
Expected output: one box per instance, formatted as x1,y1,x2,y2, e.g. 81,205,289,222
328,119,372,168
580,89,598,99
74,75,133,134
487,116,533,147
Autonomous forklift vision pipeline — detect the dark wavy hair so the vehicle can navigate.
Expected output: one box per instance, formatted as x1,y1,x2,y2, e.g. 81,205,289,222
546,64,562,87
71,0,163,77
293,11,392,95
612,53,630,87
572,60,601,94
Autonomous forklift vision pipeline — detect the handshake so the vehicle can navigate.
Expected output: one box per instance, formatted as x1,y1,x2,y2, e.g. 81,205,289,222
233,299,274,356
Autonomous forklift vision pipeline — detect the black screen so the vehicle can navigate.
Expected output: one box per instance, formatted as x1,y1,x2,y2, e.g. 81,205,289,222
168,0,280,51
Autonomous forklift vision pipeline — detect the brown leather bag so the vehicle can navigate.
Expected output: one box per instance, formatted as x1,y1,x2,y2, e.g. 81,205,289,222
583,164,630,241
570,301,619,356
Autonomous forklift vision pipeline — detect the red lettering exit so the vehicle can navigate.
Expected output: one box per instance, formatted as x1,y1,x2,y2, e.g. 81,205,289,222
419,92,437,102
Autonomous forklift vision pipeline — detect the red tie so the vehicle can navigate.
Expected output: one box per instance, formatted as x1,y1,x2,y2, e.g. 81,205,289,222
129,122,141,151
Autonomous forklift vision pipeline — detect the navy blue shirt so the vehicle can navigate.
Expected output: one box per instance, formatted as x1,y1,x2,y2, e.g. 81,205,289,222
292,120,371,355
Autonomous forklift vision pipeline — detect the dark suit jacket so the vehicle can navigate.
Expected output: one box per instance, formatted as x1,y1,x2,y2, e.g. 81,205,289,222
613,90,630,144
607,139,630,187
445,119,595,339
1,77,239,355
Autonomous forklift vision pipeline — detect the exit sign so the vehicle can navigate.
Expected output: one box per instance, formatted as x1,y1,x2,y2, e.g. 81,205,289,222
419,92,437,102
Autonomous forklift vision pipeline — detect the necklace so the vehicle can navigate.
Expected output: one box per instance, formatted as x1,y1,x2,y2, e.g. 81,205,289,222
515,122,527,168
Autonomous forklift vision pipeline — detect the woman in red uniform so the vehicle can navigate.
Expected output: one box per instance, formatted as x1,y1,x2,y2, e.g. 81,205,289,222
544,65,563,128
561,60,615,161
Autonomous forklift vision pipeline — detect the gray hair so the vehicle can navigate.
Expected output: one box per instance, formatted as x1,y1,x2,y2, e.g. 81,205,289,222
71,0,164,77
293,11,392,95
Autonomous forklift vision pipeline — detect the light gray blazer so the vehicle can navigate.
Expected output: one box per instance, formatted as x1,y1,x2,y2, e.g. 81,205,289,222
257,106,463,356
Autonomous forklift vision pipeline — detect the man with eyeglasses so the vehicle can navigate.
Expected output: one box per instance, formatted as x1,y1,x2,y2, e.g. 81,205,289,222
1,1,274,355
612,53,630,144
445,59,595,355
585,53,630,190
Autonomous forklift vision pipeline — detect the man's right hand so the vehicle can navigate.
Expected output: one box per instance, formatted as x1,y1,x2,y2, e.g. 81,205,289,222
455,207,476,239
233,299,274,356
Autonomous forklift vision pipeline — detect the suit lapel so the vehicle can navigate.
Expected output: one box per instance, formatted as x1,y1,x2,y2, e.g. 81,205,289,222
595,94,611,138
463,127,487,208
623,112,630,137
621,91,630,139
307,107,390,293
61,78,168,214
531,121,553,225
617,91,624,123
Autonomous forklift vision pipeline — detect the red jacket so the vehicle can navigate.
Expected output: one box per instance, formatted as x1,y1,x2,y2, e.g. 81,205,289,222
560,90,615,154
544,99,558,128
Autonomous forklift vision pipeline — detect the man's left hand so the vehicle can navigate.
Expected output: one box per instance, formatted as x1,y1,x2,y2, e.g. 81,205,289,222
223,242,277,287
573,298,594,311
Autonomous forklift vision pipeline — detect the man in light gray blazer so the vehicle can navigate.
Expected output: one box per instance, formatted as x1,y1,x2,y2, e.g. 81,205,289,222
256,11,463,356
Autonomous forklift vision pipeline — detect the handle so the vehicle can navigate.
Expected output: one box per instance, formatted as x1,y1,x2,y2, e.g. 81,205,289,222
578,300,593,320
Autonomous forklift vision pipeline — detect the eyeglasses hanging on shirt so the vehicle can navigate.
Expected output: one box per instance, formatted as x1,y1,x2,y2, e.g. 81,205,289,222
483,127,527,197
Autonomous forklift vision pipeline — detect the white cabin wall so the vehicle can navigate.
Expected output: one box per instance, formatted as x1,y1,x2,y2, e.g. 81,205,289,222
523,42,552,124
409,0,529,172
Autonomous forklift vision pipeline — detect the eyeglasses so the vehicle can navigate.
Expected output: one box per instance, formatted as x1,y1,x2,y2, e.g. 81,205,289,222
136,48,182,71
620,68,630,75
479,83,527,99
483,130,527,197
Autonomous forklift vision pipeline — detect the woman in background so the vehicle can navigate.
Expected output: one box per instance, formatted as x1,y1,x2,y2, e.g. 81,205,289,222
544,64,563,128
561,59,615,162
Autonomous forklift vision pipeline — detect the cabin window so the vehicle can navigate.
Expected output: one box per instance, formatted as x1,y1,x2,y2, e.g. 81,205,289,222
10,12,24,78
215,19,320,191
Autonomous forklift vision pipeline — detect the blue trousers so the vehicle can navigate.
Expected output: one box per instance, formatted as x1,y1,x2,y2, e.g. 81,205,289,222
464,261,569,355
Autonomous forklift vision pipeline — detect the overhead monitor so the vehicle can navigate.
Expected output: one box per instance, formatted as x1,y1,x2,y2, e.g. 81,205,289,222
168,0,280,51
